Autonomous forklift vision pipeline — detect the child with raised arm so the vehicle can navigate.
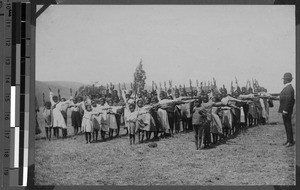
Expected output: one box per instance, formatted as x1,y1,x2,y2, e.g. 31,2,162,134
106,98,120,139
97,97,109,141
91,100,100,142
81,100,102,144
59,93,72,137
121,89,133,135
49,88,73,139
70,98,81,135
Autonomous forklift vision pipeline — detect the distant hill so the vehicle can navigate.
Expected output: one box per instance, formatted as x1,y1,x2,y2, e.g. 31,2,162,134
35,81,84,106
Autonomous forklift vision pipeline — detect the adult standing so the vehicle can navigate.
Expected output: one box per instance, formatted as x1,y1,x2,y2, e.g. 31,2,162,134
278,72,295,147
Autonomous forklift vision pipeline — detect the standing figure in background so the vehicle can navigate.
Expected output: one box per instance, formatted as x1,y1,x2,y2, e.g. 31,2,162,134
60,97,72,138
77,96,84,133
279,72,295,147
106,98,122,139
200,94,213,148
70,98,81,135
126,103,138,145
35,96,42,135
41,93,52,140
91,101,100,142
113,95,124,137
174,89,182,133
192,97,205,150
97,98,109,141
136,98,156,142
121,90,133,136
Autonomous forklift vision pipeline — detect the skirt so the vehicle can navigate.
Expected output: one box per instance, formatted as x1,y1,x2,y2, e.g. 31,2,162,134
92,116,101,131
52,109,67,129
82,118,93,133
157,108,170,132
61,110,67,124
107,114,118,130
222,109,233,129
174,107,181,131
211,113,223,135
137,113,156,132
71,111,82,128
247,103,256,119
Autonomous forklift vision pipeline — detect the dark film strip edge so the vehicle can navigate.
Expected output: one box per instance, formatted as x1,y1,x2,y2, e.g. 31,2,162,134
10,1,19,186
0,0,5,187
2,0,12,188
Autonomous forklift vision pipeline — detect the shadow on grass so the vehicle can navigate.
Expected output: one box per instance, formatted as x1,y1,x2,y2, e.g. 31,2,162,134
207,124,266,149
35,124,269,150
35,132,85,141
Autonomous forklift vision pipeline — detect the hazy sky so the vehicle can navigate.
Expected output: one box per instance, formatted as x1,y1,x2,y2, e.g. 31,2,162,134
36,5,295,93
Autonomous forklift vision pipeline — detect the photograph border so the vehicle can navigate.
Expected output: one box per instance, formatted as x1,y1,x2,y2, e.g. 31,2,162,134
23,0,300,189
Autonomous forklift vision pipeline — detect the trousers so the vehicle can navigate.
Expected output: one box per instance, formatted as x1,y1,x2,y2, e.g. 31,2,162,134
282,114,294,143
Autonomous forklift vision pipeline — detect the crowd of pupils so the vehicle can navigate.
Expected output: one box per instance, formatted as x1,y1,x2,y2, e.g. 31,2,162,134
40,82,275,150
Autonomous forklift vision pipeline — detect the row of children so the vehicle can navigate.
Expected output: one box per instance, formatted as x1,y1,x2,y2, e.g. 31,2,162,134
40,79,277,148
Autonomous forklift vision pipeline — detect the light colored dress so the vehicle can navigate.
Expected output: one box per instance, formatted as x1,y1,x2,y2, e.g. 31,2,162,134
82,108,100,133
157,108,170,132
49,92,72,129
106,106,122,130
157,98,178,132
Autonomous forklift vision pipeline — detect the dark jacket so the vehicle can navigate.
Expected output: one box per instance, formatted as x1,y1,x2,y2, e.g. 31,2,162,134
278,84,295,114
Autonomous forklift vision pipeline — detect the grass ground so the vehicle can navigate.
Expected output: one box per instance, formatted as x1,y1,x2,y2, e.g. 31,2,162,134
34,101,295,185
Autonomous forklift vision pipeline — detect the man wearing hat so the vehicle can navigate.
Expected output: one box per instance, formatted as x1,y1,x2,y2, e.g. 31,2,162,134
279,72,295,147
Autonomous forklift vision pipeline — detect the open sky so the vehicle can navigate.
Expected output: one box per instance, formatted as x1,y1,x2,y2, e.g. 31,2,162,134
36,5,295,93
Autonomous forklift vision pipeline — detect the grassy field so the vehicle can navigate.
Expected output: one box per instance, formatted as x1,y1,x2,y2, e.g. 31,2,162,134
34,101,295,185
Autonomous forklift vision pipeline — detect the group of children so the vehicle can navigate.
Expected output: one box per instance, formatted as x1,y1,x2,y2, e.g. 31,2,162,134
40,80,276,149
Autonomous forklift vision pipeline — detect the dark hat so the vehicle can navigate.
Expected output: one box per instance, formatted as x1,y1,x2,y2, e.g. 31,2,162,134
283,72,293,79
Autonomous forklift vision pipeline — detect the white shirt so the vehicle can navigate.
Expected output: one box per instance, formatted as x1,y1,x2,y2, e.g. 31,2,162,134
284,82,292,88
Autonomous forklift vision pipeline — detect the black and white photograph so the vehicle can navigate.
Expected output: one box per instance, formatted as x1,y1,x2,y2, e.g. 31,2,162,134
34,4,295,185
